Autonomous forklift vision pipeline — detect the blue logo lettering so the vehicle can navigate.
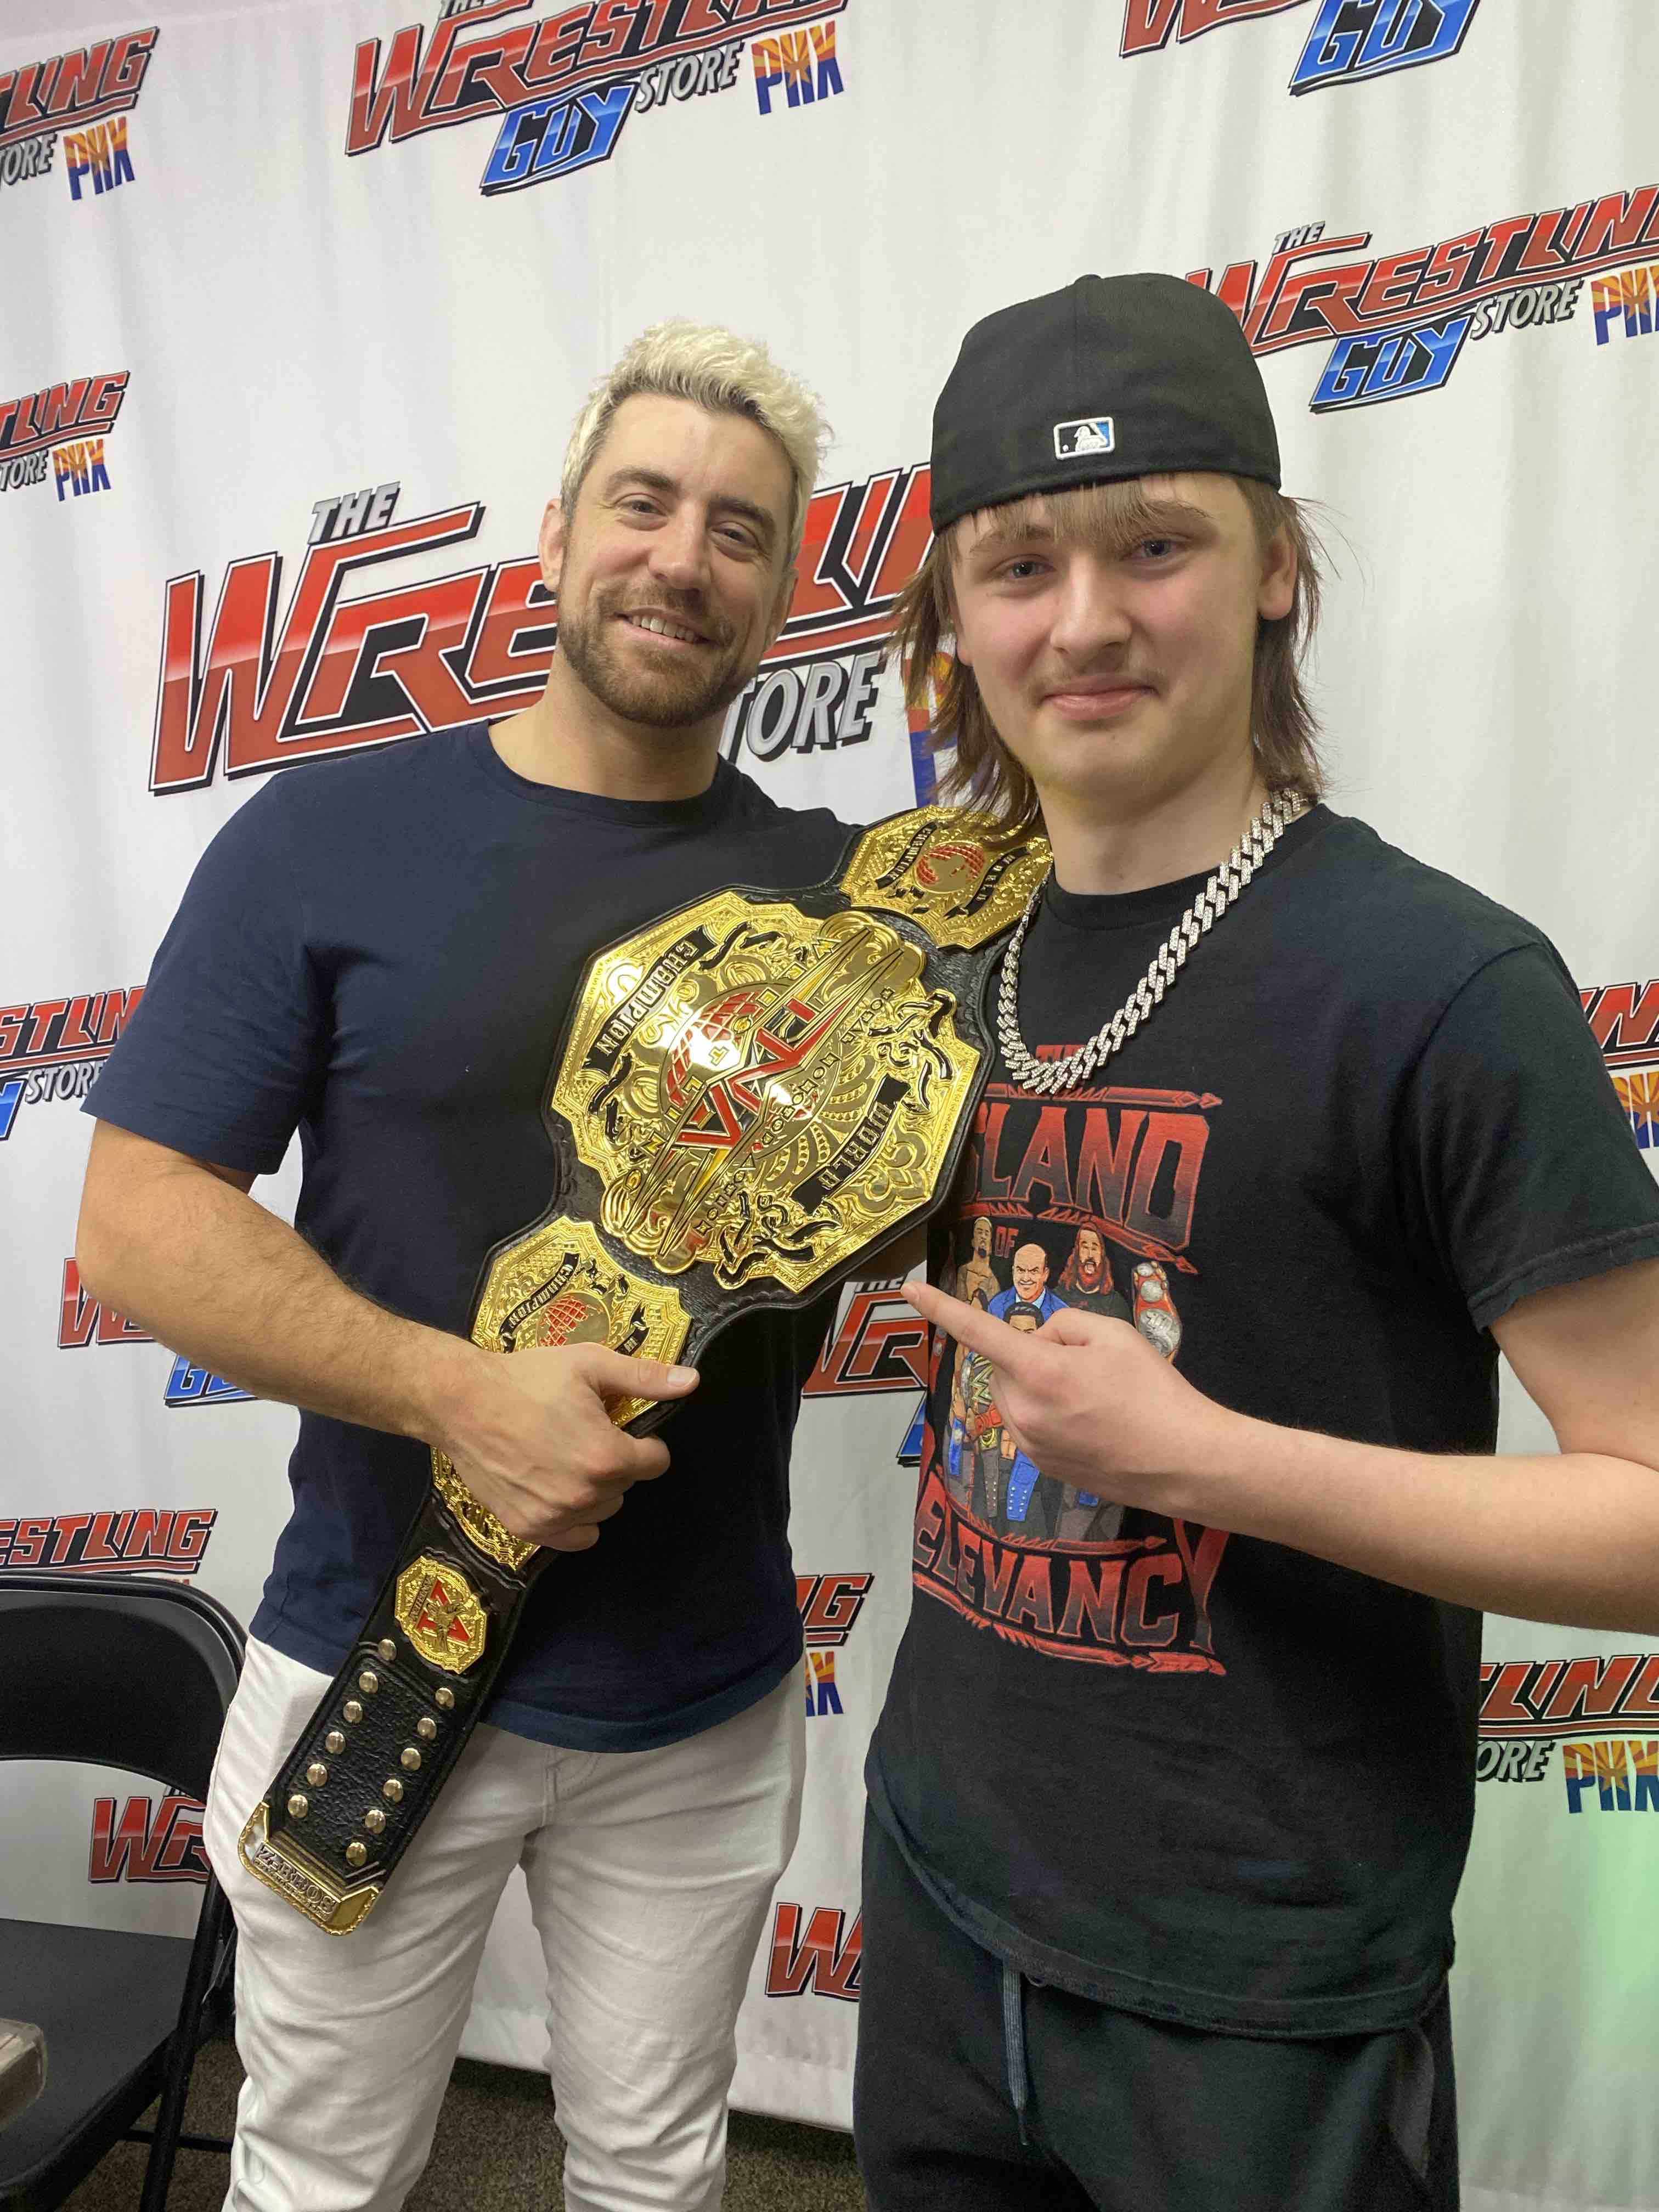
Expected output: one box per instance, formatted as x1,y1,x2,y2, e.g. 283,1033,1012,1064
164,1355,252,1407
479,81,635,196
897,1395,926,1468
1290,0,1481,94
1310,314,1473,410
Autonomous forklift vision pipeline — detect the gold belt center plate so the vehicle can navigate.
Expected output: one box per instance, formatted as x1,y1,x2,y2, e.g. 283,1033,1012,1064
549,897,980,1294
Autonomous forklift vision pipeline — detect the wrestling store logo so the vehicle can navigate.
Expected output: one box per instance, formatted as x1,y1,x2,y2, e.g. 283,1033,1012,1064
1188,181,1659,413
1591,267,1659,351
59,1259,154,1348
1121,0,1481,95
346,0,847,198
1478,1652,1659,1816
765,1900,860,2000
0,370,128,500
0,1508,217,1575
149,466,928,792
1583,979,1658,1152
0,986,143,1141
802,1274,930,1468
89,1795,208,1883
163,1359,252,1408
0,29,155,201
804,1282,928,1398
61,1252,251,1402
796,1570,873,1717
751,21,842,114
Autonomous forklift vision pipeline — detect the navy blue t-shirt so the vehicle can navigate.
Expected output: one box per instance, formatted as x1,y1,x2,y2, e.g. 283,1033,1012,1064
88,726,853,1750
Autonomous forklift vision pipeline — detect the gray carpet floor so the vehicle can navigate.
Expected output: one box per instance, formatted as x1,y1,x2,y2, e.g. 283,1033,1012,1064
64,2036,866,2209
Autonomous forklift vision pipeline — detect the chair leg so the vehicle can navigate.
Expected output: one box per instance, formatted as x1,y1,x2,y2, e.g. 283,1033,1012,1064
140,1877,235,2212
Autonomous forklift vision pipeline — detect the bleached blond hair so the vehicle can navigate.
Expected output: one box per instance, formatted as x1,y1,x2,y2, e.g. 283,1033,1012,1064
560,320,830,569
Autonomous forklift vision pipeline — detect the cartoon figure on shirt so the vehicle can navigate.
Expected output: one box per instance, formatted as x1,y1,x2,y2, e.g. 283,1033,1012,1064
989,1240,1067,1327
946,1215,999,1310
947,1339,1005,1517
945,1223,1031,1504
973,1248,1079,1539
1056,1223,1131,1322
994,1300,1052,1528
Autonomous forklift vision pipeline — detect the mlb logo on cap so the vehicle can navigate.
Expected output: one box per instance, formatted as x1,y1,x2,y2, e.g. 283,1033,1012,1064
1053,416,1115,459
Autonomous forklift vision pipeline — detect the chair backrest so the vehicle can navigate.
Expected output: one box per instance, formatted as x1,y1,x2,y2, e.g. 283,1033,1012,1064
1,1573,244,1802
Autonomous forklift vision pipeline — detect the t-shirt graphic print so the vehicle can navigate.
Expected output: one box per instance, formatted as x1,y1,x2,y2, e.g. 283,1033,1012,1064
918,1068,1230,1674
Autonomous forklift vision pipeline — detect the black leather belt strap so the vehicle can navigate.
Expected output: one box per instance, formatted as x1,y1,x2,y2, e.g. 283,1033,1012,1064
238,1486,551,1935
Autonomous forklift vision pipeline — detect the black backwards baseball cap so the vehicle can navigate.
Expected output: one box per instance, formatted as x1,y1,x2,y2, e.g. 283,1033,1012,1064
929,272,1280,533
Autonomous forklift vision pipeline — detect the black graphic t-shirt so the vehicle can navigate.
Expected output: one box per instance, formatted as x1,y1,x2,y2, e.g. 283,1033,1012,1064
868,805,1659,2035
88,727,850,1753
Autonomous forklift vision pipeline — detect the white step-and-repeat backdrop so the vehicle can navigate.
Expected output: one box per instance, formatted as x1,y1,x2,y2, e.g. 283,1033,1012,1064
3,2,1656,2203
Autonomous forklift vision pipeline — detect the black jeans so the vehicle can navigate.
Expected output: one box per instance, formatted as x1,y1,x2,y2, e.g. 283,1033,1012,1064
854,1811,1458,2212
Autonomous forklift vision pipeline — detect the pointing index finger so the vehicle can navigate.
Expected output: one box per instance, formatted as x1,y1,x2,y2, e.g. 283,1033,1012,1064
904,1280,1038,1375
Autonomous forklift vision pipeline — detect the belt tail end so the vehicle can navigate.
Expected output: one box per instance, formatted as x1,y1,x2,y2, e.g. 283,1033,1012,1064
238,1801,382,1936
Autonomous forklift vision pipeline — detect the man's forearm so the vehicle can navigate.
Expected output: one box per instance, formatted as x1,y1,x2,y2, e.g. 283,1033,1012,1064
1182,1414,1659,1634
76,1128,479,1447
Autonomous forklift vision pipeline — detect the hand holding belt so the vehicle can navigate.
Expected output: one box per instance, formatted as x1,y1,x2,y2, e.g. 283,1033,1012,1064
241,805,1048,1933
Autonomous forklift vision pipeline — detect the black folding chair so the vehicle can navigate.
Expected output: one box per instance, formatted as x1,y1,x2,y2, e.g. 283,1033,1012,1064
0,1572,245,2211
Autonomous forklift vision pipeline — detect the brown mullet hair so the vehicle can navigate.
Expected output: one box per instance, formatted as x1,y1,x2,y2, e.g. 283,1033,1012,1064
889,478,1328,832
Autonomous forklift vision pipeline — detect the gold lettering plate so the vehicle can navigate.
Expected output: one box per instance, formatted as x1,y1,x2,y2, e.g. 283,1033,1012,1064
549,894,980,1294
238,1801,381,1936
430,1218,692,1572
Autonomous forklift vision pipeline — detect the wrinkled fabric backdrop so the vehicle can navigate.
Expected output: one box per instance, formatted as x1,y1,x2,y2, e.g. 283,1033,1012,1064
3,2,1657,2203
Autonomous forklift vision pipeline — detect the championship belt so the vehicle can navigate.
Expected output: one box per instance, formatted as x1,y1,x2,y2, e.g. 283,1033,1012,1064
240,805,1048,1933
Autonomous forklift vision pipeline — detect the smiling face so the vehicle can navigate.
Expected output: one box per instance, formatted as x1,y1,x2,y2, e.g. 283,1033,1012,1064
948,472,1295,818
544,393,796,735
1011,1242,1049,1301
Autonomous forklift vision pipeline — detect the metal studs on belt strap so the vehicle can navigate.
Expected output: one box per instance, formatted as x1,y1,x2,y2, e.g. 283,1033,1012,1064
416,1717,437,1742
343,1700,363,1725
382,1777,404,1803
400,1748,421,1771
287,1793,309,1819
325,1729,346,1753
377,1638,397,1662
346,1842,368,1868
435,1686,455,1709
364,1808,386,1833
306,1762,328,1787
358,1669,380,1695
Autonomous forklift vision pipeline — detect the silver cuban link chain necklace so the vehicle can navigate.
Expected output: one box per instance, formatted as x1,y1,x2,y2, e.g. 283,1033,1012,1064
996,787,1308,1096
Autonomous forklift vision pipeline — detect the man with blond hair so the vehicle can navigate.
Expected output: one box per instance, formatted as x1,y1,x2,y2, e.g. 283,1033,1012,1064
76,323,848,2211
856,274,1659,2209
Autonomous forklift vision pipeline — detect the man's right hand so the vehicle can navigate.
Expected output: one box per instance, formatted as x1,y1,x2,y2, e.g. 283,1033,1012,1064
436,1343,701,1554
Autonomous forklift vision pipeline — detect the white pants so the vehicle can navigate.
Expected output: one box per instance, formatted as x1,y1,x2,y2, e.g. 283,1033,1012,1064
202,1636,804,2212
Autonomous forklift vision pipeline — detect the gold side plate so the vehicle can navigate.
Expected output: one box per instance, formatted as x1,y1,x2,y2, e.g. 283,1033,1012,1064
429,1219,693,1569
394,1554,489,1674
838,807,1051,948
550,895,980,1292
238,1801,381,1936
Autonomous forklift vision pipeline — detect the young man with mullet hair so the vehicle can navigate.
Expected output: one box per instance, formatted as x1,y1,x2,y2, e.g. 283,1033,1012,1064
855,273,1659,2211
76,322,849,2212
